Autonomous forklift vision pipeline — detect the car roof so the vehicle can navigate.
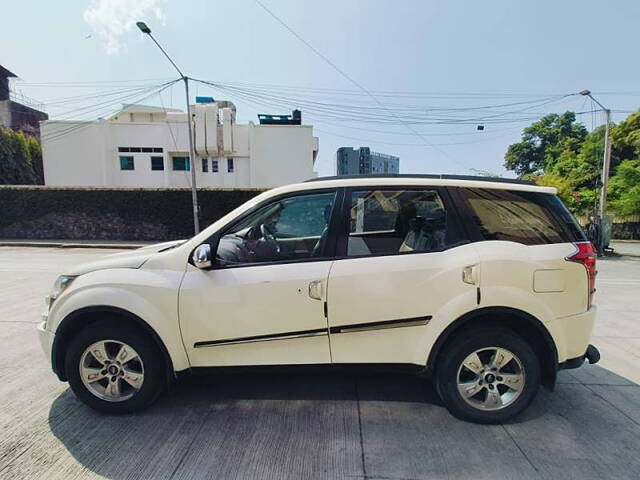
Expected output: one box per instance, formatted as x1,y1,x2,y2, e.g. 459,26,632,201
274,174,557,195
306,173,535,186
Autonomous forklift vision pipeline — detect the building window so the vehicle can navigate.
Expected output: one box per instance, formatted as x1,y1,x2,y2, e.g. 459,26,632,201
172,156,190,171
211,159,219,172
227,157,234,173
151,156,164,171
119,146,163,153
119,156,134,170
202,158,208,172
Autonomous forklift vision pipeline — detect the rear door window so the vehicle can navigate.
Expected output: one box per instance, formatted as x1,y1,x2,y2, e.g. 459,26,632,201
344,188,457,256
459,188,586,245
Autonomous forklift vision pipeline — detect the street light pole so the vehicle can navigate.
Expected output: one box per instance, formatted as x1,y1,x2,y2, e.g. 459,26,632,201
137,22,200,234
579,90,612,220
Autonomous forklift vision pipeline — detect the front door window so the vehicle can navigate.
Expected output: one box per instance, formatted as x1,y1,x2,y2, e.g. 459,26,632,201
216,191,336,266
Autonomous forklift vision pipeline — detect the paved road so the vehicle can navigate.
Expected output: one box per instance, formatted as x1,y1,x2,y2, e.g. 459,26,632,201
1,246,639,480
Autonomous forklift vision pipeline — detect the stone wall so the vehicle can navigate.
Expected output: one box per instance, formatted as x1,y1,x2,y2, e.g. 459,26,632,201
0,186,263,241
612,222,640,241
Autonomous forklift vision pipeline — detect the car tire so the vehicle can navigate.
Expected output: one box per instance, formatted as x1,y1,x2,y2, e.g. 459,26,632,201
65,319,166,414
435,327,540,424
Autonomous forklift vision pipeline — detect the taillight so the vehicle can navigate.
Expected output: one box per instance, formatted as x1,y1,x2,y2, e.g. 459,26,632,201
566,241,597,309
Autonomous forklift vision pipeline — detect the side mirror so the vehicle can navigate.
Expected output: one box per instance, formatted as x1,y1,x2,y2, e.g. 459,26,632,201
192,244,212,269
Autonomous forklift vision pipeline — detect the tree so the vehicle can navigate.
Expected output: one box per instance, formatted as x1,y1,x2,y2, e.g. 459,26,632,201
534,172,577,210
0,127,38,185
611,110,640,162
608,159,640,215
504,112,588,176
505,109,640,217
26,134,44,184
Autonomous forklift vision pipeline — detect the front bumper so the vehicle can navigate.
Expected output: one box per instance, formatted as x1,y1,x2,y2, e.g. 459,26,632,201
37,318,54,363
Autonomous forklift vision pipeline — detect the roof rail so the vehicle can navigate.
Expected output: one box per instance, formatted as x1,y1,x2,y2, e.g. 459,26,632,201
305,173,535,186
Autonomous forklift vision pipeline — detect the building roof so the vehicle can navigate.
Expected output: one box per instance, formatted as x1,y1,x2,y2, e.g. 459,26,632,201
0,65,18,79
113,104,183,116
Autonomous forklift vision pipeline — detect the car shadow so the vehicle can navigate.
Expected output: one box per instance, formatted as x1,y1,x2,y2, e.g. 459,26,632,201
47,365,635,480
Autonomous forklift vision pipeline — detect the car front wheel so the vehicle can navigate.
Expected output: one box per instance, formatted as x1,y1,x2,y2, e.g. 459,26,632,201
65,320,166,413
435,328,540,424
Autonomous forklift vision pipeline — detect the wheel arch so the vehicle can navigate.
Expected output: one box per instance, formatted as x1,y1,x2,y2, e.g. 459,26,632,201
52,306,175,385
426,306,559,389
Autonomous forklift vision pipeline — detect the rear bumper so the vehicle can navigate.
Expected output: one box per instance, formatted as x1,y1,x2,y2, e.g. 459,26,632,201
550,305,597,363
559,344,600,370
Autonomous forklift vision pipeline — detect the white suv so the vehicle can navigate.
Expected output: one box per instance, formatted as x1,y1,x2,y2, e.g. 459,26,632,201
37,175,599,423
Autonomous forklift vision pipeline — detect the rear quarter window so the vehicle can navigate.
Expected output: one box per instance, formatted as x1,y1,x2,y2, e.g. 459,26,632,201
459,188,586,245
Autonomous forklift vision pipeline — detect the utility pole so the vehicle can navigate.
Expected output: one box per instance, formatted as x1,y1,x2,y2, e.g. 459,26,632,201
579,89,612,253
137,22,200,234
579,90,612,219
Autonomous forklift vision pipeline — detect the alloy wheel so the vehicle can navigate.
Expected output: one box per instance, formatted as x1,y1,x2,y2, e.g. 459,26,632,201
456,347,525,411
79,340,144,402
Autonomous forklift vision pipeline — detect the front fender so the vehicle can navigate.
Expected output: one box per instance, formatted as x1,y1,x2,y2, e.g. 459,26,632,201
48,268,190,373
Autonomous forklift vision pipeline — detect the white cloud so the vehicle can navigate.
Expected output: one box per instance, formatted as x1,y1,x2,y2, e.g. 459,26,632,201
83,0,166,55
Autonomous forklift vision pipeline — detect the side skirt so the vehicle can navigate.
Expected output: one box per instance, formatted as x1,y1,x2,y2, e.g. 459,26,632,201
188,363,427,377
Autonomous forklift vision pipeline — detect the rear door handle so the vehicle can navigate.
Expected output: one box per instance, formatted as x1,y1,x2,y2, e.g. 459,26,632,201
308,280,323,300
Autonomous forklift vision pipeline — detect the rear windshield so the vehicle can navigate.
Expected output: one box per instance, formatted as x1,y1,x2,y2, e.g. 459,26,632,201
459,188,586,245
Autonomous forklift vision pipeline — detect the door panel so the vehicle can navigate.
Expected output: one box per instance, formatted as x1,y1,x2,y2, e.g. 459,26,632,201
327,246,478,364
179,189,339,367
327,186,477,365
179,261,332,367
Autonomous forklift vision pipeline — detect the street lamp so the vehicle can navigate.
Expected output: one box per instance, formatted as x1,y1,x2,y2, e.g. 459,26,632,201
137,21,200,234
579,89,612,220
579,89,612,254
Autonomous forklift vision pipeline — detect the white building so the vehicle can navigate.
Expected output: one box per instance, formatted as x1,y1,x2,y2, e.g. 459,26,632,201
40,101,319,188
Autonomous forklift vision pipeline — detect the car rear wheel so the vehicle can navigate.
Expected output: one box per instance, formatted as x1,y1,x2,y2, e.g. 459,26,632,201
65,320,166,413
435,327,540,424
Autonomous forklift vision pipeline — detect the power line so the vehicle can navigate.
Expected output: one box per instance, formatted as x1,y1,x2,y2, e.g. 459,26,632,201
15,78,174,87
252,0,470,172
197,79,575,126
42,80,179,124
41,80,182,143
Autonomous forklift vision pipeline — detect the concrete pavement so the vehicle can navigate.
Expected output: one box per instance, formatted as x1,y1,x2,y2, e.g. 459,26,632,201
0,246,639,479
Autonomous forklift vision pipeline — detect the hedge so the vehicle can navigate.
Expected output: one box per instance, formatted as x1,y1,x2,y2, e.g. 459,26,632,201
0,186,264,241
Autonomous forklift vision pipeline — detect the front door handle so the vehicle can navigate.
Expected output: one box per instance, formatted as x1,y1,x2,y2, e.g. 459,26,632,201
308,280,323,300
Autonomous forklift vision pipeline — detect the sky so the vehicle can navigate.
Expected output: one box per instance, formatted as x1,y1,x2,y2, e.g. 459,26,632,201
3,0,640,177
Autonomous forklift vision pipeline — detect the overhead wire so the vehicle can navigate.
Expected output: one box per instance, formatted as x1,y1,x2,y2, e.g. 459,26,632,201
41,79,182,143
45,80,179,121
252,0,471,171
196,78,576,126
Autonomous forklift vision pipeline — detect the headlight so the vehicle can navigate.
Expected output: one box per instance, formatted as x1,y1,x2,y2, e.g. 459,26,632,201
47,275,77,308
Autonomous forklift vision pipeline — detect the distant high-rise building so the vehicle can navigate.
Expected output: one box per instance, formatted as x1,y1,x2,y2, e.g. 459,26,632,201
336,147,399,176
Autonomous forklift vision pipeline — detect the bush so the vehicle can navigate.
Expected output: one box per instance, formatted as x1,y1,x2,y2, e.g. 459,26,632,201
0,127,41,185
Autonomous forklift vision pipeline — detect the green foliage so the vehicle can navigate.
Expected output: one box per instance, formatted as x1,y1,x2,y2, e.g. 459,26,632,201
534,173,576,208
608,160,640,215
0,127,41,185
611,110,640,161
26,135,44,184
504,112,587,176
507,109,640,216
